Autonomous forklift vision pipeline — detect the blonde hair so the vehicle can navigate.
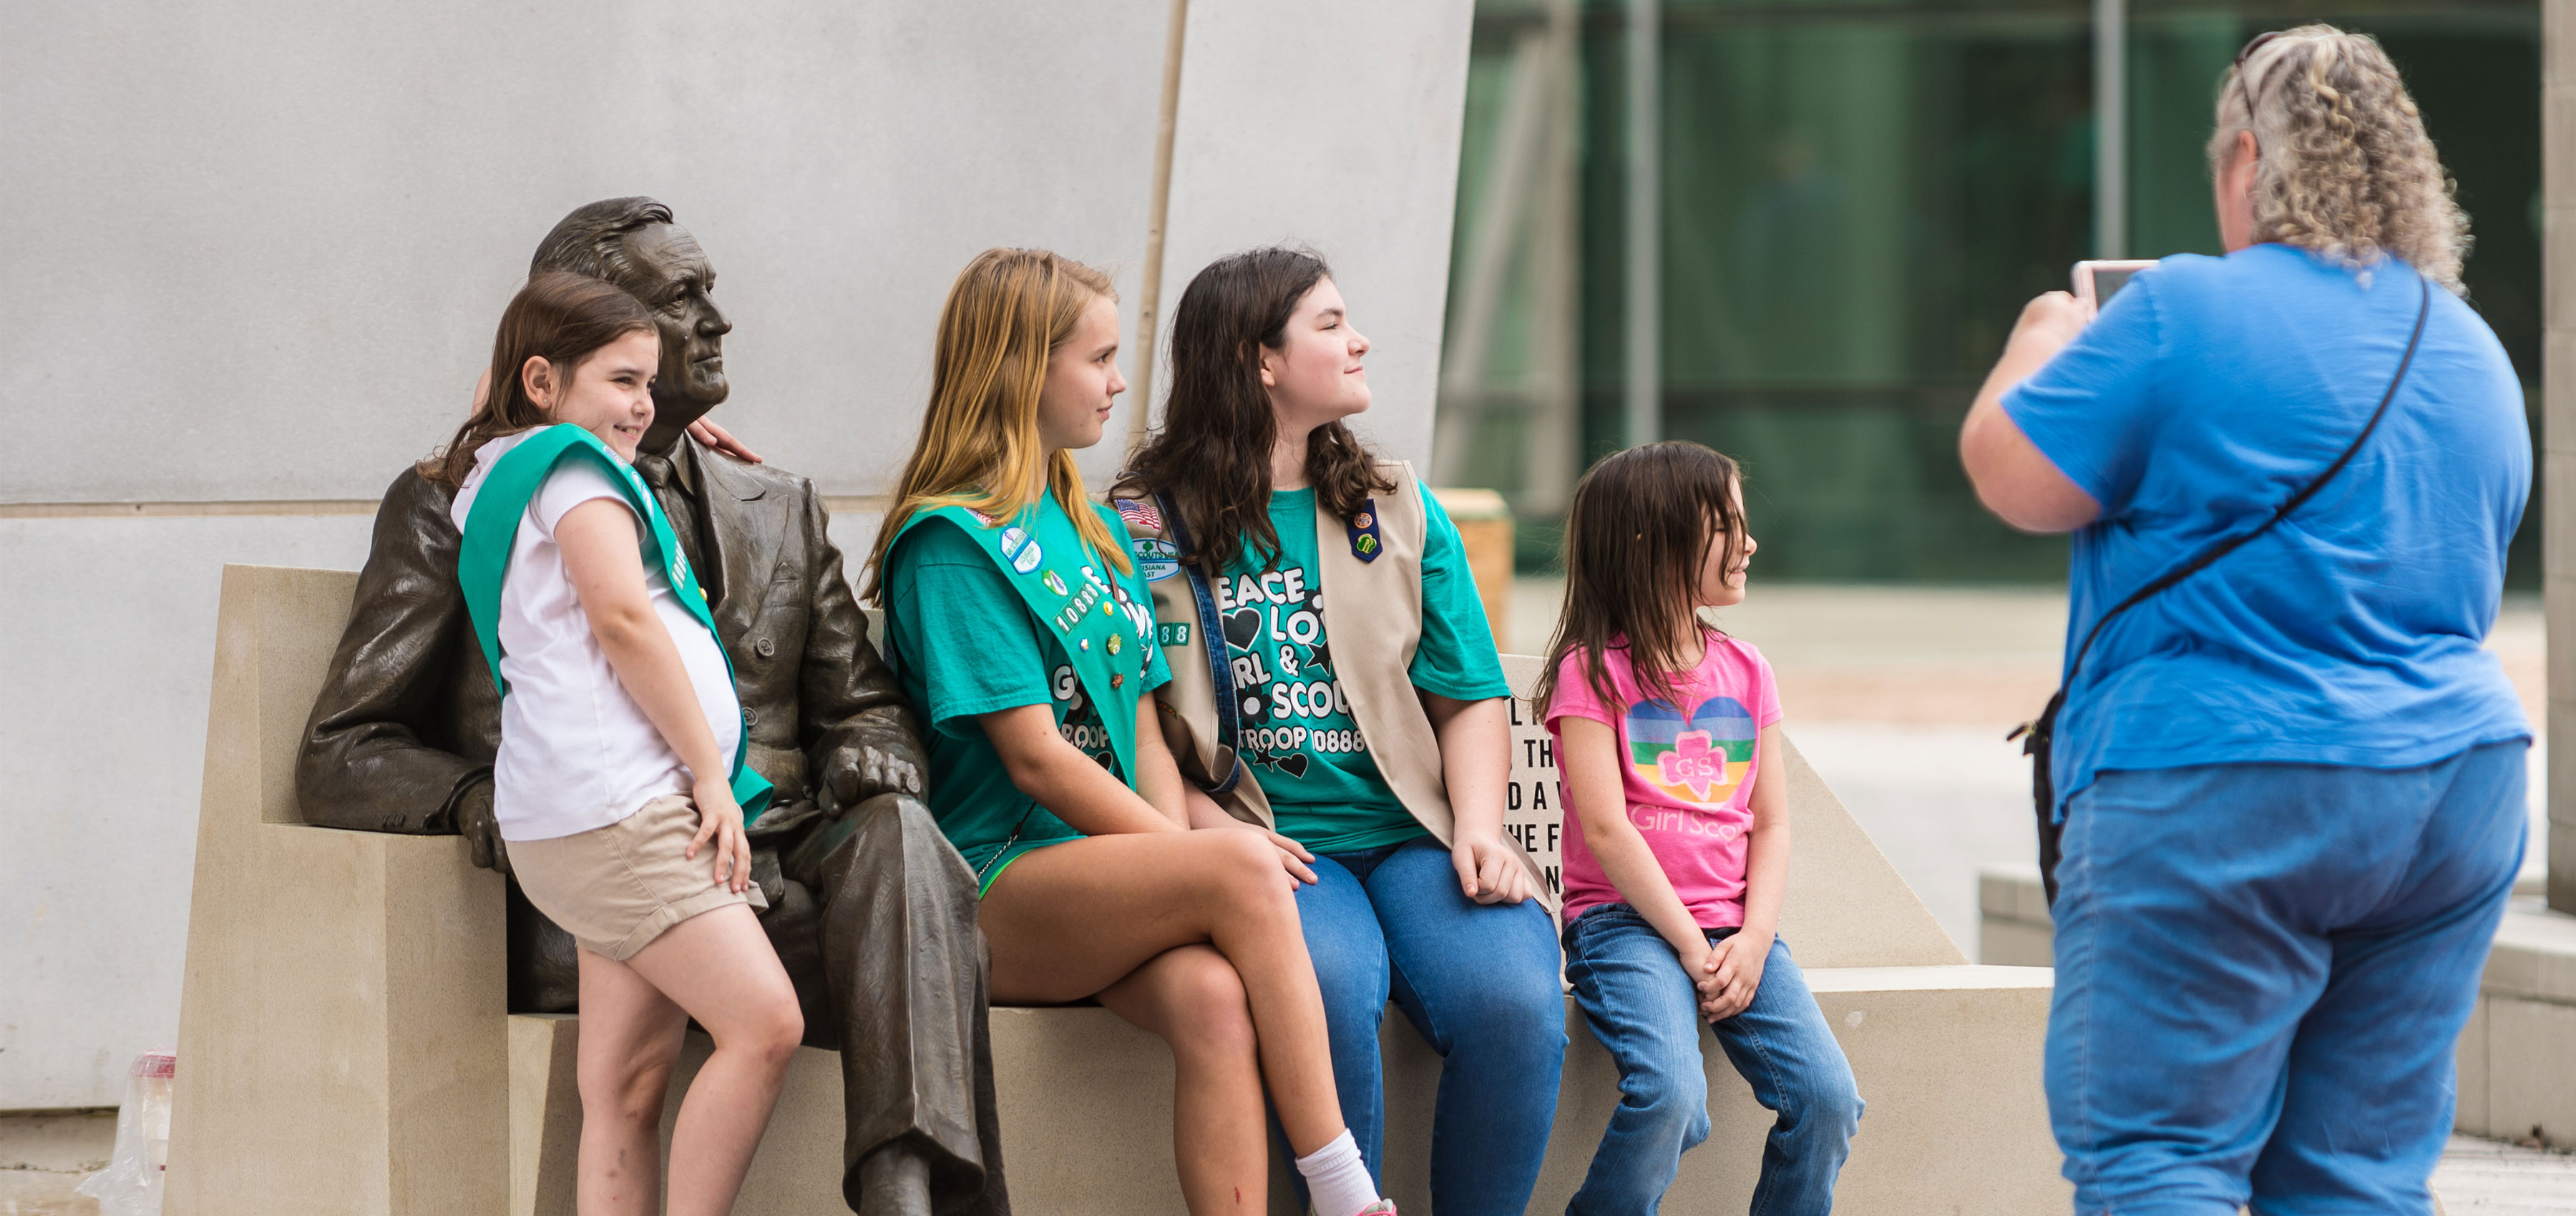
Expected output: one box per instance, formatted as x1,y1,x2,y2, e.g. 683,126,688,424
864,248,1129,603
2207,25,2469,290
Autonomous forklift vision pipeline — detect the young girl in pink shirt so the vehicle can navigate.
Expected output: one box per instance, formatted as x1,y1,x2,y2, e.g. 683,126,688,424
1536,441,1861,1215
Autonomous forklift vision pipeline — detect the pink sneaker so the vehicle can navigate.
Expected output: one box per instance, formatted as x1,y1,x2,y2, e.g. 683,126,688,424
1355,1204,1399,1215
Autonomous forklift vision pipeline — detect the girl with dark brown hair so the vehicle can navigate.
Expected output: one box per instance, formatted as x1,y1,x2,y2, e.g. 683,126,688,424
1116,248,1563,1213
1535,441,1858,1215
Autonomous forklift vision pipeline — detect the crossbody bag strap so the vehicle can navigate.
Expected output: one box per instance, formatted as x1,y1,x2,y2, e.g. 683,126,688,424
2050,272,2434,690
2016,272,2430,906
1155,489,1246,797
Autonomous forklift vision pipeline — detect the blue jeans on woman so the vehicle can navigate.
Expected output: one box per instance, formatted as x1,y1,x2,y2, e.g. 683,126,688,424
1292,835,1567,1215
1561,904,1861,1216
2048,742,2526,1215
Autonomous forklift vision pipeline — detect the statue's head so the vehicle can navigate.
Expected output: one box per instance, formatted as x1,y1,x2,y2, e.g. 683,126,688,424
531,197,731,449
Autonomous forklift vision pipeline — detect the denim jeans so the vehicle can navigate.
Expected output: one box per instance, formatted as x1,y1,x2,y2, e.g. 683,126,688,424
1291,835,1567,1215
2049,742,2526,1215
1561,905,1860,1216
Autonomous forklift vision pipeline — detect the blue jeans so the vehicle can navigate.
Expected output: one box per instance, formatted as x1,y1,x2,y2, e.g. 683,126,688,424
2049,742,2527,1215
1561,906,1860,1215
1292,836,1567,1215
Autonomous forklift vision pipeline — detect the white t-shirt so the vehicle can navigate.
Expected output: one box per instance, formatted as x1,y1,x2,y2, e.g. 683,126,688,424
451,431,744,841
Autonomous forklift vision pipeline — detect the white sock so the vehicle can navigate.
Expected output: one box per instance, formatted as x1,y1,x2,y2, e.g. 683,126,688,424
1294,1129,1381,1216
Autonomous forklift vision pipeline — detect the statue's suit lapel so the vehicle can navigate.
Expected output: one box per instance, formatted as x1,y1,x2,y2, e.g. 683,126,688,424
686,436,787,638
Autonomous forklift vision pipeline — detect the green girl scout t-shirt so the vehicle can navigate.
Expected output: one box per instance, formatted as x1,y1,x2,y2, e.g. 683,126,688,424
1217,484,1510,854
887,497,1171,888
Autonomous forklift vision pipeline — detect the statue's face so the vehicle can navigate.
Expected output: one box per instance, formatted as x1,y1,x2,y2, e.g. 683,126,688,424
616,223,731,448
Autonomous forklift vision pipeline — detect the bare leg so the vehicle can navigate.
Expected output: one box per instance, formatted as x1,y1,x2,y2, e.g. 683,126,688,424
979,830,1344,1154
575,951,688,1216
620,903,806,1216
1098,946,1266,1215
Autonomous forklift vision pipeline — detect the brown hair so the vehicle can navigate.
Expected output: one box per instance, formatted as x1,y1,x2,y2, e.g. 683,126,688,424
1116,247,1392,572
1533,442,1748,718
862,248,1128,602
421,273,659,489
2209,26,2469,290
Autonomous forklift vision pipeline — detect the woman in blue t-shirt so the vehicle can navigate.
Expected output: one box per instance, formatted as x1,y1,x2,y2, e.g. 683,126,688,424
1116,249,1566,1213
865,249,1393,1216
1959,27,2528,1214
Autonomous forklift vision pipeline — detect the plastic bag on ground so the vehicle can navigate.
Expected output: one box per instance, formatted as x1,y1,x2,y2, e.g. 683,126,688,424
74,1049,175,1216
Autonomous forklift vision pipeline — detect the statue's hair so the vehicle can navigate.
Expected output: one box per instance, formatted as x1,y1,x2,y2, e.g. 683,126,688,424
860,248,1130,602
530,197,675,285
2208,26,2469,290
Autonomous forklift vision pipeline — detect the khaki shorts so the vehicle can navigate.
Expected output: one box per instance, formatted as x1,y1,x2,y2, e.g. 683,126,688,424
505,793,769,961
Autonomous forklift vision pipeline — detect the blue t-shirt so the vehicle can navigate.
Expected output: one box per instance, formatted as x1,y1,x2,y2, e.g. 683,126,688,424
2002,244,2529,812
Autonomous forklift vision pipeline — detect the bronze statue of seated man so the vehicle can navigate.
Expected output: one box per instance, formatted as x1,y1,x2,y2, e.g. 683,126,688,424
295,196,1006,1216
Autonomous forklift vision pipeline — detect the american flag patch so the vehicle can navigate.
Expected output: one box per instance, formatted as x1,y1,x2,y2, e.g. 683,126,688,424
1113,497,1163,532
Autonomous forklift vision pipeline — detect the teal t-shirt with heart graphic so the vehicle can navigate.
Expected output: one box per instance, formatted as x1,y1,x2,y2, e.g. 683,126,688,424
1214,484,1511,854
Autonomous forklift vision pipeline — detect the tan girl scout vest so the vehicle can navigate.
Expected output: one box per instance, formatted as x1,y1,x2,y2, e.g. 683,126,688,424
1119,460,1543,890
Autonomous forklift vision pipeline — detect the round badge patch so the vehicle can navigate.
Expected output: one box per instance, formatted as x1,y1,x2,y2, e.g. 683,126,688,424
1131,537,1181,582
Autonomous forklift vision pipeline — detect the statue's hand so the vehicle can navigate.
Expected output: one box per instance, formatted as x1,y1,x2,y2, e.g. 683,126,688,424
829,743,923,806
457,783,511,875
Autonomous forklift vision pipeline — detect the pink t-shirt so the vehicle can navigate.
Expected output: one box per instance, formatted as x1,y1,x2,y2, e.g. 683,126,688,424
1543,632,1783,929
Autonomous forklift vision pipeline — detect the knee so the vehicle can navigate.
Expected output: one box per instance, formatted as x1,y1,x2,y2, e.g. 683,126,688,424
723,996,806,1073
579,1052,678,1125
1163,953,1257,1061
1780,1073,1864,1142
1200,830,1292,904
1622,1057,1711,1143
1475,974,1569,1054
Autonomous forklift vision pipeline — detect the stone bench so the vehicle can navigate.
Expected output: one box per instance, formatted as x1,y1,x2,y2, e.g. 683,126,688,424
1980,860,2574,1147
169,564,2066,1215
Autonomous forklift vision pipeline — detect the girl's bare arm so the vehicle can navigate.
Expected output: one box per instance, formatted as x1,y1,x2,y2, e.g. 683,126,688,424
1425,692,1535,904
979,703,1183,838
556,497,751,890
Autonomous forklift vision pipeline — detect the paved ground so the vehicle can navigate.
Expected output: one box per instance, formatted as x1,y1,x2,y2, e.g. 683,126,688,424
2435,1134,2576,1214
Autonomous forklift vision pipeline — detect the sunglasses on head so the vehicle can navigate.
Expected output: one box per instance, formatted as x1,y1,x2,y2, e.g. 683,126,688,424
2235,30,2285,120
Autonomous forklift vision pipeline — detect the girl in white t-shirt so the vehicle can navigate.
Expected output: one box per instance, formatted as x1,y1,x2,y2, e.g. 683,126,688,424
428,273,799,1216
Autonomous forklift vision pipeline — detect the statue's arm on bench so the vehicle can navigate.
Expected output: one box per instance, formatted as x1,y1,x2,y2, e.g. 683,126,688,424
795,482,927,808
296,468,494,838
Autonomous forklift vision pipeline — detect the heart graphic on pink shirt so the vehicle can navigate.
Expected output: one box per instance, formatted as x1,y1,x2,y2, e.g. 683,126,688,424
1626,697,1757,806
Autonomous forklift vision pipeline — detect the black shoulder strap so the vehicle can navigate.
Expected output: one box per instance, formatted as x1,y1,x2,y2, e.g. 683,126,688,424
2056,271,2432,687
1155,490,1246,797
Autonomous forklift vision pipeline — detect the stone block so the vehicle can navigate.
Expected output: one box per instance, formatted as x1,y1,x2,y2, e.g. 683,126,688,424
507,970,2063,1215
2486,996,2576,1146
1431,486,1514,644
2458,997,2491,1138
165,567,511,1216
1981,919,2057,969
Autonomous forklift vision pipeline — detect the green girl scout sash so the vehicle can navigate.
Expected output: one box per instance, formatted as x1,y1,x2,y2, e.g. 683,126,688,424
457,423,774,821
889,494,1157,785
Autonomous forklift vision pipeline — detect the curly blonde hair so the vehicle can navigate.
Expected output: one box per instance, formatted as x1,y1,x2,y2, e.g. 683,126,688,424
2207,25,2470,290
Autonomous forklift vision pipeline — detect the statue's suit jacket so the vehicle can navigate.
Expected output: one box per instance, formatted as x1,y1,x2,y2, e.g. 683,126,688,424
298,436,919,830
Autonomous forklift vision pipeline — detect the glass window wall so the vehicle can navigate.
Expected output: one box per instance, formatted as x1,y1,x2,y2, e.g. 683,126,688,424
1438,0,2541,583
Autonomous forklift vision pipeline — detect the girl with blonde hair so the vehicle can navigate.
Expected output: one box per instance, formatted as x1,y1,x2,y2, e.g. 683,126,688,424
866,249,1392,1216
1960,26,2528,1214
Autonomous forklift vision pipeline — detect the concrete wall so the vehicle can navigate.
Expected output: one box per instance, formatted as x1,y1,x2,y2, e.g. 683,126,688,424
2545,0,2575,913
0,0,1473,1109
